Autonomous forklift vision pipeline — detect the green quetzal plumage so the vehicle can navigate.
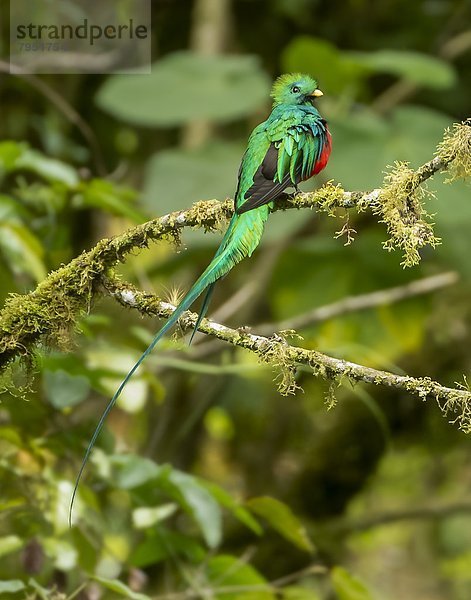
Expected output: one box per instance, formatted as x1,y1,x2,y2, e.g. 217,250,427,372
70,73,332,522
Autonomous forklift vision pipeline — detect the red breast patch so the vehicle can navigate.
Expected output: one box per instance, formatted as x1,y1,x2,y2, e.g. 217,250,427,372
312,128,332,176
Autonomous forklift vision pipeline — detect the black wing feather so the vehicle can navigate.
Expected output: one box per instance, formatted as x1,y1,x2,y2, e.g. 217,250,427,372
236,143,303,215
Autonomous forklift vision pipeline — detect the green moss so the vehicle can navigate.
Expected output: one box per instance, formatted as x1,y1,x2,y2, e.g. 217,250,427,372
311,181,347,215
375,162,440,267
334,214,357,245
325,380,340,410
437,121,471,183
443,376,471,433
189,199,231,233
258,333,301,396
443,395,471,434
1,276,86,353
0,240,114,365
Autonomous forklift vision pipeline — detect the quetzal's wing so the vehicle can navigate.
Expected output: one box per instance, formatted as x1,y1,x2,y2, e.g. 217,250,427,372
236,120,326,215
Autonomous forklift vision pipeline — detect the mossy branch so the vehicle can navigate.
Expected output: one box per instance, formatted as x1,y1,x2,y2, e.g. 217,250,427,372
0,120,470,425
102,274,471,433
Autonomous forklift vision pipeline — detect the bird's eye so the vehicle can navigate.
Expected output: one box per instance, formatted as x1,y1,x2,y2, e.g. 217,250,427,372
292,86,300,93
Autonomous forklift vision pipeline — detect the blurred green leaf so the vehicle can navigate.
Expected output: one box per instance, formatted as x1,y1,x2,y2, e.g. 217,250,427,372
350,386,392,450
40,353,111,400
330,567,375,600
16,148,78,186
164,470,222,548
0,536,23,558
204,481,263,535
96,52,270,126
328,105,451,189
42,538,78,571
0,426,23,448
0,222,46,282
110,455,162,489
387,105,451,163
86,348,149,412
142,141,243,213
262,205,310,243
41,353,92,376
0,580,25,593
349,50,457,89
246,496,314,552
130,528,205,568
327,108,388,189
205,554,275,600
433,178,471,278
43,369,90,409
0,141,23,173
0,141,78,186
132,503,178,529
93,576,151,600
0,195,29,220
129,536,169,568
282,36,367,94
75,179,144,222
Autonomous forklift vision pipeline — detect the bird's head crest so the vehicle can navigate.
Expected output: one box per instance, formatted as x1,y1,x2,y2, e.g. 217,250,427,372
270,73,322,107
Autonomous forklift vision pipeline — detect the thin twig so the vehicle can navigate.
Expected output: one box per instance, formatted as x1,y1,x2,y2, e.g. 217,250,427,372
333,501,471,534
255,271,459,335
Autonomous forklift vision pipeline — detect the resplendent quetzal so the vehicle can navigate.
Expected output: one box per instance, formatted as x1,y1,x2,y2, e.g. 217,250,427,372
70,73,332,521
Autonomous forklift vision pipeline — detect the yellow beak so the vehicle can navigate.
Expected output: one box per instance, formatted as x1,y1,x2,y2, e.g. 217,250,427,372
310,89,323,97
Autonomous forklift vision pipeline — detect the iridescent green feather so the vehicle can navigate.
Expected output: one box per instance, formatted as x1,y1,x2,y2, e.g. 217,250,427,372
270,73,318,106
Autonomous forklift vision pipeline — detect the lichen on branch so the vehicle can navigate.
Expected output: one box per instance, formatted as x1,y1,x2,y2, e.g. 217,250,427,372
437,119,471,183
375,161,440,267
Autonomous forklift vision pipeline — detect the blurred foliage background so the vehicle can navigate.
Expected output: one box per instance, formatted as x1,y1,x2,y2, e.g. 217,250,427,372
1,0,471,598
